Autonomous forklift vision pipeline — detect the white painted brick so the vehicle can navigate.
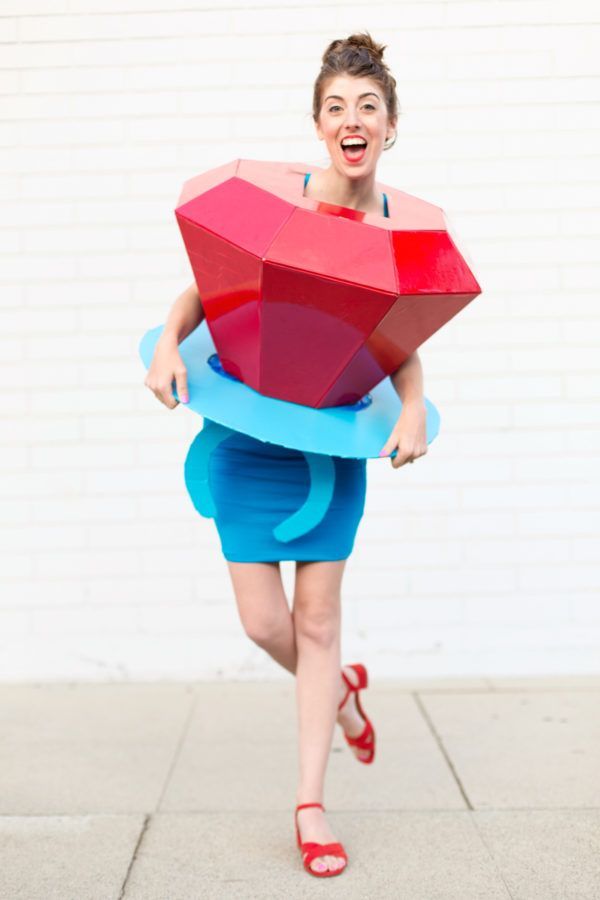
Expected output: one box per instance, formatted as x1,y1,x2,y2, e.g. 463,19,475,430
0,414,81,445
31,497,136,524
0,611,31,637
34,549,140,579
29,605,140,636
569,594,600,621
518,510,600,536
0,501,31,525
465,537,571,565
31,442,135,469
513,401,600,428
0,470,83,498
519,564,600,592
462,593,570,624
85,575,194,606
0,525,85,551
0,553,33,577
1,1,598,677
447,1,554,27
25,280,130,307
463,480,544,513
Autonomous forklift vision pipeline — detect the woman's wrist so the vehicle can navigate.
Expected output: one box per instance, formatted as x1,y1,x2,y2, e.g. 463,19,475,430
399,396,426,410
159,325,182,346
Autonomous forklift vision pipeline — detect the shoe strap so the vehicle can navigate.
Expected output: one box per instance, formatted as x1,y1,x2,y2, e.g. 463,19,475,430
337,684,351,711
345,719,374,748
338,668,359,711
301,841,347,867
296,802,325,813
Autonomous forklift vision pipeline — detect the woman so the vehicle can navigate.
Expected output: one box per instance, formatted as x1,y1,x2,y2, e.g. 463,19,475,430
145,32,427,877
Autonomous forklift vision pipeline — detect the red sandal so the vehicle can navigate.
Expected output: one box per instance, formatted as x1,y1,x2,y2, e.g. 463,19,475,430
338,663,376,764
295,802,348,877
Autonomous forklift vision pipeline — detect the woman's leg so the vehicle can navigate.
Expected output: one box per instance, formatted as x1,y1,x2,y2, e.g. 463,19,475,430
226,560,298,672
292,559,347,874
226,559,373,763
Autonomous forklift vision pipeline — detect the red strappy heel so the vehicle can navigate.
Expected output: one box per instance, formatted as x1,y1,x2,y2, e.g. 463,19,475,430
338,663,376,764
295,802,348,877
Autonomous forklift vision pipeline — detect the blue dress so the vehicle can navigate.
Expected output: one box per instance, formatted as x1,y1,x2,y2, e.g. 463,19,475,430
204,173,389,563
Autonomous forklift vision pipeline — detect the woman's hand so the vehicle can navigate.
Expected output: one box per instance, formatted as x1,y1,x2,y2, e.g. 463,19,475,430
144,335,189,409
378,400,428,468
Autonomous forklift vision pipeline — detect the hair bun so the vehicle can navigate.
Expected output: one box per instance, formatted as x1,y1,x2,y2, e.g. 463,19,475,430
324,31,387,65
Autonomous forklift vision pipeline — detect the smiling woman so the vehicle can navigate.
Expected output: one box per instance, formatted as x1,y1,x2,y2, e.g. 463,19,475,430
303,32,401,218
142,29,437,885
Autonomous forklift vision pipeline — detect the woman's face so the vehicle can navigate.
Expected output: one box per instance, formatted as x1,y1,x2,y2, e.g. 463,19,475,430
315,74,396,177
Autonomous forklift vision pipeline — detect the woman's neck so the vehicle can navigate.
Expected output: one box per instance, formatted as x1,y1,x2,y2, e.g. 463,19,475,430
307,167,383,216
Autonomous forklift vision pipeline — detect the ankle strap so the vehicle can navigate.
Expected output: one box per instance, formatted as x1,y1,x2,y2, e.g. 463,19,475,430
296,802,325,813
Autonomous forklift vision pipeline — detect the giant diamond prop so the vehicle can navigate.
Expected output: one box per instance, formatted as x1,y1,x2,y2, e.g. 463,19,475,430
175,158,481,409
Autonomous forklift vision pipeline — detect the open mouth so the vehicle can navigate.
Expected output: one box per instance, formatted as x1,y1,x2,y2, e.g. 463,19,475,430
340,138,368,162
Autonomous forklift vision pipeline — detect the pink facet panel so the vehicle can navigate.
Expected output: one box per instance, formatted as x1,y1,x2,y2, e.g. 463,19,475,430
176,177,295,259
176,160,240,208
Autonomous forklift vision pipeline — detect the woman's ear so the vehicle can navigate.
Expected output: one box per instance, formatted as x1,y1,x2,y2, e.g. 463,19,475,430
386,114,398,143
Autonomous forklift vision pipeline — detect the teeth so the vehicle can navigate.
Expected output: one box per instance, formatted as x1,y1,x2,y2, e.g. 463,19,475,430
341,138,367,147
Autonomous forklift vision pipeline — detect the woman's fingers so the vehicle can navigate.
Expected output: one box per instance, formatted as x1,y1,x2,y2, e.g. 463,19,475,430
144,375,178,409
174,366,189,404
157,381,179,409
144,344,188,410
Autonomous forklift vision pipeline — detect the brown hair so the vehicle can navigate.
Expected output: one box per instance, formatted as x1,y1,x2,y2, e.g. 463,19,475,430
312,31,400,151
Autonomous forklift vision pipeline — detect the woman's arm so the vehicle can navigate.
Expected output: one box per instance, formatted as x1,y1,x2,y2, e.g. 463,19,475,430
160,280,205,346
378,351,428,468
389,350,424,407
144,282,205,409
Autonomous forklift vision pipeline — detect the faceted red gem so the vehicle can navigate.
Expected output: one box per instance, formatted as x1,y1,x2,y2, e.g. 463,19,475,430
175,159,481,408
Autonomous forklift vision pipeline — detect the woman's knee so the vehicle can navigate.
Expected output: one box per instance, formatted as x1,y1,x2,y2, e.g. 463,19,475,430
242,607,287,647
227,562,289,646
292,593,340,646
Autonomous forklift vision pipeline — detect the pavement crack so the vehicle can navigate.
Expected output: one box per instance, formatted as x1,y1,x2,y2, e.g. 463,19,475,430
118,813,151,900
413,691,474,810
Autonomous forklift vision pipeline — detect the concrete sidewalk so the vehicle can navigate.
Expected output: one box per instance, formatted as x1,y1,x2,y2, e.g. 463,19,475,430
1,675,599,899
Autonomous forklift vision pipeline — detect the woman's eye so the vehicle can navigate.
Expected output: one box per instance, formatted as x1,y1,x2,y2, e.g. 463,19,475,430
328,104,376,112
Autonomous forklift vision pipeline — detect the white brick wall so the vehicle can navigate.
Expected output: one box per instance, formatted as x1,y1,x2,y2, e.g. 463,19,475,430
2,1,599,680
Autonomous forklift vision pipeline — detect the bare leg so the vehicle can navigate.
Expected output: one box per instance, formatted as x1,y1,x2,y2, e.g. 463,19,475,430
226,560,298,672
226,559,373,762
292,559,347,874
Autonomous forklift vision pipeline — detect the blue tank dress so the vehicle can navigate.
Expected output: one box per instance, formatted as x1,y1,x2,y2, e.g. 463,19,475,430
204,173,389,563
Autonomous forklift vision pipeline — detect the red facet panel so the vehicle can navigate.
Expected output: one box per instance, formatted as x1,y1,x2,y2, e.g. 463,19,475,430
367,293,477,372
183,228,263,386
266,207,397,293
260,262,397,407
176,177,295,258
392,231,481,295
318,342,388,407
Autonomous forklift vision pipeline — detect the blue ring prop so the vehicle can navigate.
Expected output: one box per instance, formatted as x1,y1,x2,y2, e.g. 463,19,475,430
139,319,441,460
